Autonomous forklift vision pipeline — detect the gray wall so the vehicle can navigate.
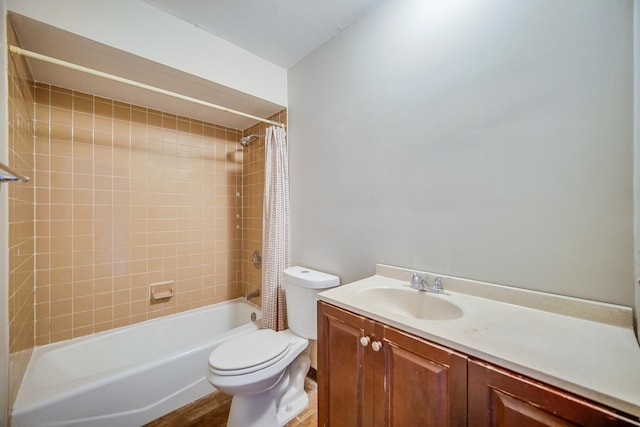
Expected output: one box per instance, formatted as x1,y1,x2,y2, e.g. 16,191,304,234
288,0,634,306
634,0,639,334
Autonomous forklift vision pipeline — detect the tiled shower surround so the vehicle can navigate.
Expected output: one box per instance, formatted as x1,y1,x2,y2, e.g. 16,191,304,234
33,83,237,344
30,83,286,345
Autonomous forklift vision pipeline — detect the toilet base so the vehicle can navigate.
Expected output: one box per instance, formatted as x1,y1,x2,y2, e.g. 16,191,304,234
226,350,311,427
227,392,278,427
227,389,309,427
276,391,309,426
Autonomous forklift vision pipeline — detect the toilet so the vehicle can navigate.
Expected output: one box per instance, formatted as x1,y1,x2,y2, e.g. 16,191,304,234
206,266,339,427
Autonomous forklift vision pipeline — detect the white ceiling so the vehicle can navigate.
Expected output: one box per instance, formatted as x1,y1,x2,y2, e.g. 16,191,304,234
141,0,382,69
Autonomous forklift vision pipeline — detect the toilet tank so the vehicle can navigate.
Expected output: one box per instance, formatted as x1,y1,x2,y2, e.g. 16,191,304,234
284,266,339,339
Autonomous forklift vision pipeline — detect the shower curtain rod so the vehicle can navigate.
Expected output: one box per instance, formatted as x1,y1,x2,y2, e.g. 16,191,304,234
9,45,285,128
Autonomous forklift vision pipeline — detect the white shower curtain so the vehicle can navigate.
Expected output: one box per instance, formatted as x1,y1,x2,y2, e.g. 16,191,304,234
262,125,290,331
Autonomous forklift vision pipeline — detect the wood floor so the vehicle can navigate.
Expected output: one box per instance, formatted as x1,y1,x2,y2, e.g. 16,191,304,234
144,377,318,427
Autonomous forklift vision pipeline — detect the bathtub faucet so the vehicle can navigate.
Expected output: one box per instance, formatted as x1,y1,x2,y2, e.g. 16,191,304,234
245,289,261,301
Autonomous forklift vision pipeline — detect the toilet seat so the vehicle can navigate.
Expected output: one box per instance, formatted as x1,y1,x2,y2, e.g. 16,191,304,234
209,329,291,376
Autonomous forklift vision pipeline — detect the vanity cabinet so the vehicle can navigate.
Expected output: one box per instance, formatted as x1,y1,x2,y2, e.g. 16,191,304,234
318,301,640,427
468,359,640,426
317,301,468,427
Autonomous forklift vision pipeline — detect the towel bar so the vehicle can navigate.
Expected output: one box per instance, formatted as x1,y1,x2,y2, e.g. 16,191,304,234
0,161,30,183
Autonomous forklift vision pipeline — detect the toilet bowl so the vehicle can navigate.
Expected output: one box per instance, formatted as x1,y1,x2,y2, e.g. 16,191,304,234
206,266,339,427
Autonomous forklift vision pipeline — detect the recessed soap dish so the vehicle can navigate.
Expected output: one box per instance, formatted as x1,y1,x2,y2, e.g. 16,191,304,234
150,280,175,301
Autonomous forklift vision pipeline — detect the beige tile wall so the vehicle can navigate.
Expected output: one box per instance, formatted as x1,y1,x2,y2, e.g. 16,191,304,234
6,28,286,352
7,20,36,408
34,84,245,345
241,110,287,305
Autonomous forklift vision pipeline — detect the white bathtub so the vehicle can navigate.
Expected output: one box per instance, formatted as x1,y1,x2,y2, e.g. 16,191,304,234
12,298,261,427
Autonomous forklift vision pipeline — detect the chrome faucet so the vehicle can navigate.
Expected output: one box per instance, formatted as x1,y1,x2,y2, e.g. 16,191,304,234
409,272,429,292
407,271,445,294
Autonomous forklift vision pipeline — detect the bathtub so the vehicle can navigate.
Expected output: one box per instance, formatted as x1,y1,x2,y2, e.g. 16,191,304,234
12,298,261,427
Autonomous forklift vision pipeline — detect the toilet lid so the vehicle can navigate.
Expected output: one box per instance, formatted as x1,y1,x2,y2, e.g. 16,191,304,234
209,329,290,375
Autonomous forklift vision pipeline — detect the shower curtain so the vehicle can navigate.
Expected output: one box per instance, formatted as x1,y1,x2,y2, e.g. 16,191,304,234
261,125,290,331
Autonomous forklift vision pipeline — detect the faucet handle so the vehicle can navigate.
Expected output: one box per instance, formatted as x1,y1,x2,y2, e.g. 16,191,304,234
411,272,422,286
432,277,445,293
403,270,425,289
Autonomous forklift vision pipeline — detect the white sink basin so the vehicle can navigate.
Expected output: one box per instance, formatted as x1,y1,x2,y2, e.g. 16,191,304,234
359,287,463,321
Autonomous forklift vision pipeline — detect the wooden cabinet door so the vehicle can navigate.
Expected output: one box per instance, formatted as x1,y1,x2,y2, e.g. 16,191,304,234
376,324,468,427
317,302,376,427
468,359,640,427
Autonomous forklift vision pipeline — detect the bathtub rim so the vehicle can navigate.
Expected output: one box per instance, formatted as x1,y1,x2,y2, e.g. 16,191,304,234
26,297,262,354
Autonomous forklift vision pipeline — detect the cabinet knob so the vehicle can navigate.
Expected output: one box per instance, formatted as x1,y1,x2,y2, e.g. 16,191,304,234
371,341,383,352
360,336,371,347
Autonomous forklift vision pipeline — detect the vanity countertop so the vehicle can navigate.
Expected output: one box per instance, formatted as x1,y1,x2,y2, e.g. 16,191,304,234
317,264,640,418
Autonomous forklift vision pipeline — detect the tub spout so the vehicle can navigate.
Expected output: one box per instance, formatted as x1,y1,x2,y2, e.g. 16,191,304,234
245,289,260,301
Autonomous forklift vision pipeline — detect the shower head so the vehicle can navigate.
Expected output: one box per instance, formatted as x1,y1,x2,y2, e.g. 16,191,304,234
240,134,261,147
